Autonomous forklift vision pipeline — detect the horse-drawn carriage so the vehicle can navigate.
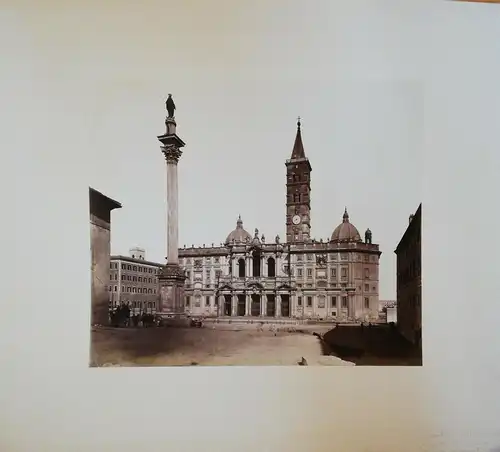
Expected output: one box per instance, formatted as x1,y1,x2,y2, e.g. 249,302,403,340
189,317,204,328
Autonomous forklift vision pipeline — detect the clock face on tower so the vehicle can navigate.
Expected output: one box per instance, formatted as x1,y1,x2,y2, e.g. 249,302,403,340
292,215,301,225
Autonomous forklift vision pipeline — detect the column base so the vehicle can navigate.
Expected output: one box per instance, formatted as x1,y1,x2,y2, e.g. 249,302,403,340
158,264,187,323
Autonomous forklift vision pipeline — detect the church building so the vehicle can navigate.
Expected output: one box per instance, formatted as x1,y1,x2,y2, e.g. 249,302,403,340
179,119,381,321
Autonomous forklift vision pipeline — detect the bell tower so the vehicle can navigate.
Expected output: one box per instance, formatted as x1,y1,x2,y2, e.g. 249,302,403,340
285,117,312,243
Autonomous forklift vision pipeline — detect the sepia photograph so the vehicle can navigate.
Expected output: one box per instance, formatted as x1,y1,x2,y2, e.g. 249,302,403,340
90,82,422,367
7,0,500,450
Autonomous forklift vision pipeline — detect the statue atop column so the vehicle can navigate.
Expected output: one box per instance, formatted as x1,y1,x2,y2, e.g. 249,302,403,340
166,94,176,118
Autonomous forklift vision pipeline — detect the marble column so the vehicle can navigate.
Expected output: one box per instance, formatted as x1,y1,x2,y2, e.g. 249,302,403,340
157,112,187,320
232,295,237,316
262,294,267,317
276,294,281,317
246,294,251,316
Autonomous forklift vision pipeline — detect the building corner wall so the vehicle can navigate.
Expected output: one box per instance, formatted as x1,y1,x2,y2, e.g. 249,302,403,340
90,215,112,326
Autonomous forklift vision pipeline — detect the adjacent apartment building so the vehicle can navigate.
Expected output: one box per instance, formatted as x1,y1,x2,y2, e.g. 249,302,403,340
109,247,163,315
394,204,422,346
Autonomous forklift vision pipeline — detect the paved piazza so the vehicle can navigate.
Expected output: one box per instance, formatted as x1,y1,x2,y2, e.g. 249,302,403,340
90,324,354,367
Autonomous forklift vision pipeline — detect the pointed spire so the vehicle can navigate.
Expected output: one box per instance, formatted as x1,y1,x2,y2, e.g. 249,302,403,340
290,116,306,160
343,207,349,223
236,215,243,228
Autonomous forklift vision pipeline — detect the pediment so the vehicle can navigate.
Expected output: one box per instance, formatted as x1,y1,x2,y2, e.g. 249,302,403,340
219,284,233,291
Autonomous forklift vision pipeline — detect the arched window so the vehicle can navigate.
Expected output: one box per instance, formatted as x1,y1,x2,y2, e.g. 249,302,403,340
252,251,261,277
267,257,276,277
238,258,246,278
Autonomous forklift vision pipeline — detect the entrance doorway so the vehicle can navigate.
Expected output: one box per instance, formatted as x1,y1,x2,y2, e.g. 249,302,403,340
251,294,260,316
281,294,290,317
224,295,232,316
266,295,276,317
237,295,246,316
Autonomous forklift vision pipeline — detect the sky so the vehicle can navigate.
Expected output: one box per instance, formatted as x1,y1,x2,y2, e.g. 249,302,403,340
5,1,500,450
4,0,426,299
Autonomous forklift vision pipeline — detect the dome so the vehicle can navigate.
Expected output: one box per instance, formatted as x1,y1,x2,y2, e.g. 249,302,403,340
330,208,362,243
225,215,252,245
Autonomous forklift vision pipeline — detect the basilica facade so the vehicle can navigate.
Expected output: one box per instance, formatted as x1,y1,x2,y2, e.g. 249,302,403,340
179,120,381,321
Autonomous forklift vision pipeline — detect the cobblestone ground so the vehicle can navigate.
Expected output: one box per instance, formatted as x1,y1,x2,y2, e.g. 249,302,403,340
90,324,354,367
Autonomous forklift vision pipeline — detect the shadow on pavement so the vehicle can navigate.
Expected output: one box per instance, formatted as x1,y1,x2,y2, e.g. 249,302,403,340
319,324,422,366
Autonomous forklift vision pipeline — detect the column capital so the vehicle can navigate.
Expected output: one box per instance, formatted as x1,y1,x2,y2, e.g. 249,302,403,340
161,145,183,164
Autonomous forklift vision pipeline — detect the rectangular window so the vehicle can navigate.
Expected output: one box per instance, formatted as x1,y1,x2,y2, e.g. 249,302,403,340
364,268,369,279
364,297,370,309
307,268,313,278
297,268,303,277
186,296,191,307
307,296,312,307
205,270,211,280
121,264,126,270
341,268,347,278
205,296,210,306
341,254,348,260
307,254,313,261
214,257,220,263
364,284,369,291
364,255,369,262
330,268,336,278
331,296,337,307
297,254,303,261
298,296,302,306
342,297,347,308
